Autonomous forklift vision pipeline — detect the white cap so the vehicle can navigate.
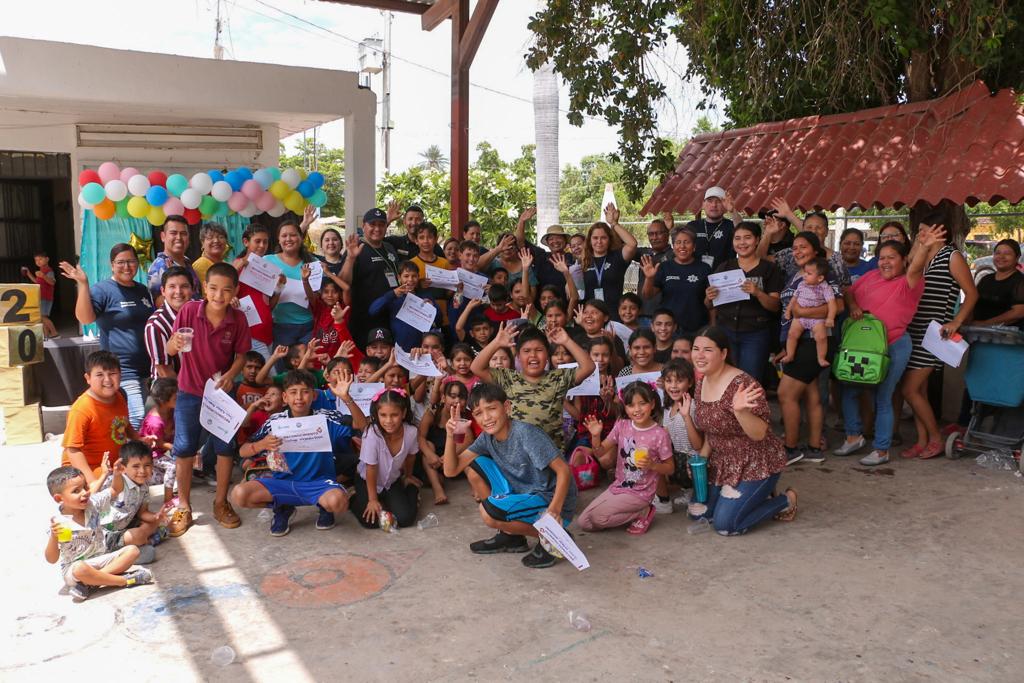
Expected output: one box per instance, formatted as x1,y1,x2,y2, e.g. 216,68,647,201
704,186,726,200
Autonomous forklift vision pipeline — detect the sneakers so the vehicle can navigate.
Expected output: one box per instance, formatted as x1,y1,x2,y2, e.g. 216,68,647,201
833,436,866,456
785,446,804,465
270,505,297,537
626,505,655,535
166,507,193,537
213,501,241,529
672,489,692,508
521,542,557,569
315,506,336,530
469,532,530,554
123,566,154,587
802,447,826,463
69,582,91,602
652,497,673,514
859,450,890,466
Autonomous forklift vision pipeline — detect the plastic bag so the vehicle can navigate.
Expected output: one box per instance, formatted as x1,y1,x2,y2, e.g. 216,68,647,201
975,449,1018,471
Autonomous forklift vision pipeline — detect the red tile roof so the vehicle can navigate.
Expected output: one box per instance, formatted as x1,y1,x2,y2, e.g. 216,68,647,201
643,81,1024,216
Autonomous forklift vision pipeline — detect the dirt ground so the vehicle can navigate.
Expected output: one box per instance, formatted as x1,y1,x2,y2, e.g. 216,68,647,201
3,430,1023,682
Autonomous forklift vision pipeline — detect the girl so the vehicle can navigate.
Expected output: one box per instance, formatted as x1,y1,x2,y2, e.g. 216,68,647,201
573,299,627,373
568,338,618,452
660,359,703,507
442,343,480,393
489,346,514,369
266,220,316,355
140,377,177,505
549,343,577,444
302,270,347,366
350,389,421,529
442,237,461,267
641,228,711,337
317,228,345,276
234,224,277,360
577,382,674,535
418,379,473,505
619,328,663,376
543,300,571,333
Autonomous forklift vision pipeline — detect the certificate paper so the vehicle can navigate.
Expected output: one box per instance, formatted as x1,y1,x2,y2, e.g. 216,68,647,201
307,261,323,291
396,292,437,333
278,279,309,308
395,345,443,377
708,269,750,306
534,514,590,571
200,379,246,444
426,265,460,291
561,362,601,398
605,321,634,349
238,295,262,327
238,253,283,297
457,268,489,300
337,382,383,416
922,320,969,367
270,414,332,452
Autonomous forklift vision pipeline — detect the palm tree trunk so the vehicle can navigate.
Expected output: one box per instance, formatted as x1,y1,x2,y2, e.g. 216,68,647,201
533,60,560,240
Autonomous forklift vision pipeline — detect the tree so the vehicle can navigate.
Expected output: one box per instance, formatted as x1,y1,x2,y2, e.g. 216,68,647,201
534,60,561,235
418,145,449,171
527,1,1024,201
279,140,344,218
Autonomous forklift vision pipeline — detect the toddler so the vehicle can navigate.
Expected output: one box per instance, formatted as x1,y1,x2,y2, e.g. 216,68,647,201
780,257,836,367
140,377,178,504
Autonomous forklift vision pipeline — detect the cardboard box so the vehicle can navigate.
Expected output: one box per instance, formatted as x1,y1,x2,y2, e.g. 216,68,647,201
0,284,41,325
0,365,40,406
0,403,42,445
0,324,43,367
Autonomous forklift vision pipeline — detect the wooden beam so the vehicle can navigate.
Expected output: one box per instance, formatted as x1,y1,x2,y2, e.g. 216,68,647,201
422,0,456,31
450,0,470,238
458,0,499,71
319,0,429,15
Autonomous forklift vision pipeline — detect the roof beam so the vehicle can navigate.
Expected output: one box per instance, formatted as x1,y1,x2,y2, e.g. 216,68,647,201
422,0,456,31
320,0,429,15
457,0,498,70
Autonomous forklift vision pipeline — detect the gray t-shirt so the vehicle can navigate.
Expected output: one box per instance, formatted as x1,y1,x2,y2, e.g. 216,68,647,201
469,420,577,518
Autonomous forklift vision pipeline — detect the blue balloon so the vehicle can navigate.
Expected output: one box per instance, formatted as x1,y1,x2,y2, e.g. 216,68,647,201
224,171,243,191
297,180,314,198
146,185,168,207
208,170,225,183
236,167,253,180
307,171,325,190
253,168,273,190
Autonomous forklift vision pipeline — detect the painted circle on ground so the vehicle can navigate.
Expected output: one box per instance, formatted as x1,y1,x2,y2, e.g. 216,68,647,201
1,605,115,670
259,554,393,608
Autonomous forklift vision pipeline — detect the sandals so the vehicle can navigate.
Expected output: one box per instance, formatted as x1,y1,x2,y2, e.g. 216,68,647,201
773,488,798,522
918,440,944,460
901,443,925,459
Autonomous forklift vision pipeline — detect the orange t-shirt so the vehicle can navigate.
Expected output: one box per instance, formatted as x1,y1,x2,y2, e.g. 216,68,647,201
61,392,130,470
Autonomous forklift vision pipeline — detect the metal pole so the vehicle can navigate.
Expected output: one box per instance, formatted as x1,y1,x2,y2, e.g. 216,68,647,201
382,11,393,175
214,0,225,60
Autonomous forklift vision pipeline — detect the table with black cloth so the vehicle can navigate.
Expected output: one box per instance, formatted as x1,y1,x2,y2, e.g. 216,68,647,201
33,336,101,407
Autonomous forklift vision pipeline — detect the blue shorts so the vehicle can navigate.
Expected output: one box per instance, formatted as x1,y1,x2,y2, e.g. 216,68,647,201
471,456,572,526
257,478,347,507
171,391,234,460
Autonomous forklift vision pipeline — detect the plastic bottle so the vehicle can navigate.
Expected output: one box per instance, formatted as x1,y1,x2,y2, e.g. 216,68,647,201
210,645,235,667
687,518,712,535
568,610,592,632
417,513,439,530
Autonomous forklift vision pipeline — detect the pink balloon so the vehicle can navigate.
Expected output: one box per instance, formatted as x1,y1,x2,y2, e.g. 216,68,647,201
120,167,140,183
98,161,121,184
256,192,277,212
163,197,185,216
241,179,264,201
227,192,249,212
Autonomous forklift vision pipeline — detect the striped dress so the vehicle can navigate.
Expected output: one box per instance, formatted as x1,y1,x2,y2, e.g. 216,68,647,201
906,245,959,369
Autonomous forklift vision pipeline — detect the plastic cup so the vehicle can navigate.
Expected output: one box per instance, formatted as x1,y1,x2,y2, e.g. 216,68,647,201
634,447,649,467
56,524,72,543
177,327,194,352
689,454,708,504
453,419,470,443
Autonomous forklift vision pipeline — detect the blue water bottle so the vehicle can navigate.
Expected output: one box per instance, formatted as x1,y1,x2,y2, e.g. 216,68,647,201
689,454,708,504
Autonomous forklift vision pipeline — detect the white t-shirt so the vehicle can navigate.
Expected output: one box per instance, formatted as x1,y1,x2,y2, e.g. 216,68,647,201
102,475,150,530
53,488,113,572
358,423,419,493
662,401,698,454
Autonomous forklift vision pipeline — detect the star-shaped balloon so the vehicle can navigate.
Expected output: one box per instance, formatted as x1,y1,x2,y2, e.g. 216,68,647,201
129,232,153,270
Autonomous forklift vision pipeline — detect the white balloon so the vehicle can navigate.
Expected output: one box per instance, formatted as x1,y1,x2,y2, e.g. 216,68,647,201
190,172,213,195
180,188,202,210
104,179,128,202
238,201,258,218
77,191,94,209
127,174,150,197
281,168,301,189
211,180,233,202
267,200,286,217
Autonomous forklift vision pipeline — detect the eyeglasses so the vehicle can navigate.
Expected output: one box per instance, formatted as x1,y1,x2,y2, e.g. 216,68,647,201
113,260,138,267
880,232,902,239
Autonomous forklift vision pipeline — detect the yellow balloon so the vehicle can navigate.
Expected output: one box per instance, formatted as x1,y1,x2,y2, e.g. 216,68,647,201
270,179,290,200
127,196,150,219
284,190,305,213
296,167,308,180
147,205,166,226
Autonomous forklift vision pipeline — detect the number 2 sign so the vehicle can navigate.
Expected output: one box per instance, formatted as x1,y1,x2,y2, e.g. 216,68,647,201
0,285,40,326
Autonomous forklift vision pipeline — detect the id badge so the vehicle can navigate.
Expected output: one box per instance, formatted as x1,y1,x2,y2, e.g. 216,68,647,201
701,255,715,268
386,272,398,288
594,288,605,301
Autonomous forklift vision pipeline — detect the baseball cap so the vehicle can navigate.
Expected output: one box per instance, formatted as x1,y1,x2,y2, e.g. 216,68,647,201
704,186,726,200
363,207,387,224
367,327,394,346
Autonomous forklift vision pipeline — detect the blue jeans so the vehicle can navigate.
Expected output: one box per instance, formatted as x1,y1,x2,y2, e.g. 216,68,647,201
121,378,149,430
842,332,912,451
171,390,235,460
251,339,272,361
273,321,313,371
723,328,771,383
703,473,788,535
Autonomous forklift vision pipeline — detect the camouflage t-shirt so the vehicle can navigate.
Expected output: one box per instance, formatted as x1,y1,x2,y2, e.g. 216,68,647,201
490,367,577,450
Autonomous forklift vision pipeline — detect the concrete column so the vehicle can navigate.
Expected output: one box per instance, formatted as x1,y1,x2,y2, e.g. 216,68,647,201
344,96,377,235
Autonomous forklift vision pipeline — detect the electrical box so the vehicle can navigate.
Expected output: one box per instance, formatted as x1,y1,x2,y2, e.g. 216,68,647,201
358,37,384,74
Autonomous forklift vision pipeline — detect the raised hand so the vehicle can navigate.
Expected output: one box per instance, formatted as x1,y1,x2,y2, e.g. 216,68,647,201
301,205,316,230
574,304,585,325
732,382,765,413
583,414,603,438
517,206,537,225
769,197,796,225
429,348,450,375
498,234,517,252
662,211,674,230
550,252,569,273
519,247,534,271
300,264,311,281
112,457,126,479
546,325,569,347
272,344,289,359
331,304,350,324
493,322,520,349
640,254,659,279
386,198,401,224
444,404,461,435
336,339,355,359
58,261,88,285
604,202,620,225
345,233,363,258
678,392,693,416
331,368,353,400
723,191,735,214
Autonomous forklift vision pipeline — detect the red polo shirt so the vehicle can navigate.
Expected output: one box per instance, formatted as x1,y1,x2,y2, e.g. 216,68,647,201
172,300,252,396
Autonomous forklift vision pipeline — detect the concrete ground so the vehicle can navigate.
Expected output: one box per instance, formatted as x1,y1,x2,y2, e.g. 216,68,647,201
3,431,1023,683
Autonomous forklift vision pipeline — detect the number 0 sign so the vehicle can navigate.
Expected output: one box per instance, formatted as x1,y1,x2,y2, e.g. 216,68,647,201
0,324,43,366
0,285,41,326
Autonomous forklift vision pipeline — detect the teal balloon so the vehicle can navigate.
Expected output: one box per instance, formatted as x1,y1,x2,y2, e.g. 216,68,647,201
115,197,131,218
213,200,229,216
267,167,282,181
199,195,219,215
309,189,327,208
82,182,105,205
166,174,189,197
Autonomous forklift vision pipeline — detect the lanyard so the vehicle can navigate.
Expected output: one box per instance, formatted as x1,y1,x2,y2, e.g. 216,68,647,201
593,255,608,287
364,241,397,275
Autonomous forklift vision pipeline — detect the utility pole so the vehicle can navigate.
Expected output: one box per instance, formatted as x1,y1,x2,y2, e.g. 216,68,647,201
381,11,393,175
213,0,225,60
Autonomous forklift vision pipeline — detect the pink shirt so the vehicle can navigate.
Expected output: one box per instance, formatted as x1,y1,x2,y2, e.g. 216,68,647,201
606,419,673,501
849,269,925,343
172,300,252,396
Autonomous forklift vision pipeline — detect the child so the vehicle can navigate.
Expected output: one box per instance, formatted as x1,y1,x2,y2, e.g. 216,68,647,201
661,359,703,508
233,224,276,359
490,267,510,288
258,343,326,388
577,381,674,535
140,377,177,505
549,343,578,447
351,388,422,528
239,384,283,446
365,327,395,361
488,346,514,369
235,351,268,408
671,335,693,362
572,299,627,374
102,441,166,554
45,465,152,602
62,351,153,485
302,266,346,364
568,338,618,452
618,293,643,333
471,324,595,452
481,284,520,324
455,302,496,353
779,257,836,367
543,300,571,333
619,328,663,376
441,382,578,569
22,251,58,338
166,262,251,536
441,343,479,393
419,379,473,505
410,222,454,319
370,260,436,351
651,308,678,363
357,356,383,383
232,370,364,535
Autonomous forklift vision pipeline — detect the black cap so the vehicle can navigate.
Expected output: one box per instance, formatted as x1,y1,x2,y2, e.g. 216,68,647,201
363,207,387,224
367,327,394,346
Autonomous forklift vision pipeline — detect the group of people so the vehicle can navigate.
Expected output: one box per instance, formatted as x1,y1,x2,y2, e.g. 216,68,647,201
45,184,1024,597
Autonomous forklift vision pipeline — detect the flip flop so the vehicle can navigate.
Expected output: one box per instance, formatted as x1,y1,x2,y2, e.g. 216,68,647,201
901,443,924,459
773,488,798,522
918,441,945,460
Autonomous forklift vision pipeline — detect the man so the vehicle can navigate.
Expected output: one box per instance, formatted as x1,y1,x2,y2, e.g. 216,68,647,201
384,203,443,261
144,266,193,380
147,215,200,305
685,186,738,271
633,215,673,322
340,208,401,350
513,207,575,290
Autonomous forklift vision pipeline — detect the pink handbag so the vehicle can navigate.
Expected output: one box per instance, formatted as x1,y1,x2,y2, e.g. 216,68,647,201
569,446,600,491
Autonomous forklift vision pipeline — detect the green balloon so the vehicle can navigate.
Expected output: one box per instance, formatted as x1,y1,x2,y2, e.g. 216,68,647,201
213,200,229,216
115,197,131,218
166,174,189,197
267,167,282,181
199,194,219,214
309,189,327,207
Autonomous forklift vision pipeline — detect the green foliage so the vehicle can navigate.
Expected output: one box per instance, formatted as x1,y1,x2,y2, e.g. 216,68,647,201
279,140,345,218
419,144,449,171
558,153,665,228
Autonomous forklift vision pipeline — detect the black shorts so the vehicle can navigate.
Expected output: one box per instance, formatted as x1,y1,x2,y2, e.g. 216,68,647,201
782,337,837,384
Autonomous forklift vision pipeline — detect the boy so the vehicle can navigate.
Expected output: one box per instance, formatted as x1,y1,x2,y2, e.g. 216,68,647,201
365,327,395,361
442,382,577,569
369,260,436,351
618,293,643,333
62,351,155,485
22,251,58,338
165,262,251,535
454,300,495,352
234,351,268,408
651,308,678,363
357,356,383,383
481,284,520,324
232,370,365,534
471,323,594,451
45,465,152,602
102,441,165,555
410,222,453,310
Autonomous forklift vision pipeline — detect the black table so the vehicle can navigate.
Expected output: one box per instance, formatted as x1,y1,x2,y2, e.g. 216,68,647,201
33,336,101,407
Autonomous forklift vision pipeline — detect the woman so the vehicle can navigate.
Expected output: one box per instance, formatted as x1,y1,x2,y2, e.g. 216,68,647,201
317,228,345,276
901,223,978,460
191,223,228,290
838,227,875,283
59,244,155,427
834,228,943,466
761,202,851,290
479,232,537,287
972,239,1024,327
618,328,663,377
442,237,460,268
265,220,315,352
705,221,784,381
690,326,797,534
641,228,710,336
581,203,639,317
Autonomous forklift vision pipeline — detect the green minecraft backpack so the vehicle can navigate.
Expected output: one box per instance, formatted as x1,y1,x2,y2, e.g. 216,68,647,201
833,314,890,385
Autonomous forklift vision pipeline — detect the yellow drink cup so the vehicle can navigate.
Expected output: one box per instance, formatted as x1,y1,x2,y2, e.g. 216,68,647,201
57,525,72,542
634,447,649,467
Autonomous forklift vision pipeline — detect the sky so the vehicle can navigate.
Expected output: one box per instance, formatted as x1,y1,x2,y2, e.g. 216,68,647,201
1,0,719,177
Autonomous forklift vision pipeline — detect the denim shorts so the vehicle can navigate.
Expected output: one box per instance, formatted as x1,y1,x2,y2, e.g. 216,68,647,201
171,390,235,460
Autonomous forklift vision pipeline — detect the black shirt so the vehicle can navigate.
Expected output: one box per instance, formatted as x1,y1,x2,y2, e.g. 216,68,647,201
712,258,785,333
582,250,629,316
975,271,1024,325
385,233,444,263
633,246,672,317
528,243,575,291
654,259,712,333
348,240,399,318
684,217,735,271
